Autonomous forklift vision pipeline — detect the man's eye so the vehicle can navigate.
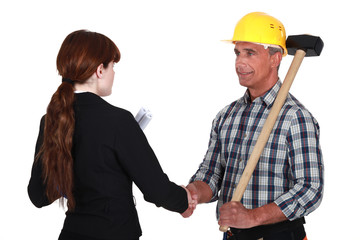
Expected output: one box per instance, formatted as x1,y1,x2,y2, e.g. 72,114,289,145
247,51,256,56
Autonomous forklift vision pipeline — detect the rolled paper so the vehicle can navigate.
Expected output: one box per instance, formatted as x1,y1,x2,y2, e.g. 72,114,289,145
135,107,148,122
135,107,152,130
138,112,152,130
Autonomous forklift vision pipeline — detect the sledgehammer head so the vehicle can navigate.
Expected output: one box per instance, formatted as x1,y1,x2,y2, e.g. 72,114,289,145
286,34,324,56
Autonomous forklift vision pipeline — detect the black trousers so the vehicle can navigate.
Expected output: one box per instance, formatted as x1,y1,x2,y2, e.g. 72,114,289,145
225,218,306,240
58,230,139,240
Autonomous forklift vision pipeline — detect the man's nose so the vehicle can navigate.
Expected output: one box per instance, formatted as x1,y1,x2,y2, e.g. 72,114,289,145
235,56,247,67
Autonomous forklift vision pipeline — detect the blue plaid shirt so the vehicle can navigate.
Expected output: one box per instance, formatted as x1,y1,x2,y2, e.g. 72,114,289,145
190,80,324,221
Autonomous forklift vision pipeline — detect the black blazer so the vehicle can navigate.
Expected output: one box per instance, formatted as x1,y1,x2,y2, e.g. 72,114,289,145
28,92,188,240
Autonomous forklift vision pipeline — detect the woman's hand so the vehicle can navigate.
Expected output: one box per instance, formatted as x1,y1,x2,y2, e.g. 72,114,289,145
180,185,198,218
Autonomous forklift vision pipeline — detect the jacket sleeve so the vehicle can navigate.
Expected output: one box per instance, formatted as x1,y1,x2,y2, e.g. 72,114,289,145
114,112,188,214
27,116,51,208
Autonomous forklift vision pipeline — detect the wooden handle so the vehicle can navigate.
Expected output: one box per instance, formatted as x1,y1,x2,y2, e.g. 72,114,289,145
219,49,306,232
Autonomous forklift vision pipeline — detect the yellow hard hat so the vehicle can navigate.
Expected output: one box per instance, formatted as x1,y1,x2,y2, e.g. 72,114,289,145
226,12,287,56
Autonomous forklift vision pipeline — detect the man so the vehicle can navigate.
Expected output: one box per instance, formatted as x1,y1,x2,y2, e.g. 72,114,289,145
186,12,324,240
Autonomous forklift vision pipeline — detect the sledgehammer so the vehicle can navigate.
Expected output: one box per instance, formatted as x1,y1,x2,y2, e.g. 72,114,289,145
219,34,324,232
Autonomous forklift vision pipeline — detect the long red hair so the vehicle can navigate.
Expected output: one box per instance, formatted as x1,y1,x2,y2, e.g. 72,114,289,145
37,30,120,211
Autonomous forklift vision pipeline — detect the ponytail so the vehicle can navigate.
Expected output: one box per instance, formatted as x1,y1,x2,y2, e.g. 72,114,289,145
37,80,76,211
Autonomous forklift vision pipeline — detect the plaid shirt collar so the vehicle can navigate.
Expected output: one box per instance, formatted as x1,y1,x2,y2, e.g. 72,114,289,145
242,79,282,109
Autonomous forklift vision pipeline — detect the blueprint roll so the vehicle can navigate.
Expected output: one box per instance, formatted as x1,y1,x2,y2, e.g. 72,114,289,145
135,107,152,130
138,112,152,130
135,107,148,122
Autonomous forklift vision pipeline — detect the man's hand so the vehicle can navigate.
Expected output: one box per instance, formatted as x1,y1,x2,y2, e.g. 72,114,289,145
218,201,257,229
186,181,212,204
185,183,199,205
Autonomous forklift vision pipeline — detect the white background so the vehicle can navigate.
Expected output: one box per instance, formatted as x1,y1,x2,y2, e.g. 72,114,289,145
1,0,359,239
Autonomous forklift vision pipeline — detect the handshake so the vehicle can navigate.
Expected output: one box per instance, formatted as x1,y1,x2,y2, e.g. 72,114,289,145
179,181,211,218
180,184,198,218
179,181,261,230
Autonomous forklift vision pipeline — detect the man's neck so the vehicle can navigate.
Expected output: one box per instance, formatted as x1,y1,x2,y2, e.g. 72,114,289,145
248,78,279,102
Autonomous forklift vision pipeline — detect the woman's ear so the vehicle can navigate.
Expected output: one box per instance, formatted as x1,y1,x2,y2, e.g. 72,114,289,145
95,63,104,79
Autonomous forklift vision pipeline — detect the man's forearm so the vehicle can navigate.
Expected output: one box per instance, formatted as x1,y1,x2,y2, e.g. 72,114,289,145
218,202,288,229
252,202,287,226
187,181,213,204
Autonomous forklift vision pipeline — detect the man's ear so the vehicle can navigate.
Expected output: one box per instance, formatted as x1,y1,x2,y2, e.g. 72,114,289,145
95,63,104,79
271,52,282,69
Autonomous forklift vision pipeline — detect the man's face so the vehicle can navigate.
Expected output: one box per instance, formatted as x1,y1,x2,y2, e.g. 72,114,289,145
234,42,274,91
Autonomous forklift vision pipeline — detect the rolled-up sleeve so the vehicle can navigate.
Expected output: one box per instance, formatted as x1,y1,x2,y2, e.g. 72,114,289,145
274,109,324,220
190,112,225,202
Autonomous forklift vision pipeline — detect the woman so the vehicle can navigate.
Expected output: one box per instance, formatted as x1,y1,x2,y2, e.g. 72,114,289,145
28,30,193,240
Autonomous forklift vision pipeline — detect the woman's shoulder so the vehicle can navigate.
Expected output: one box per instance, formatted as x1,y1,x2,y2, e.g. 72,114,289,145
76,92,135,119
104,103,135,122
